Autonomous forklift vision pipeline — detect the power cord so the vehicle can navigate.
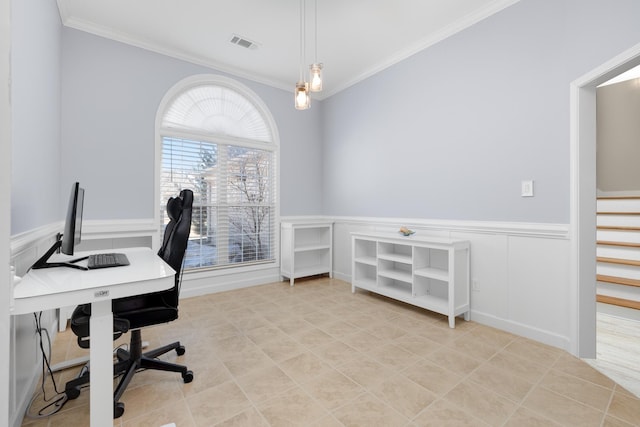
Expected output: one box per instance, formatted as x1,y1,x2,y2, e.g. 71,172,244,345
24,312,69,419
24,312,146,419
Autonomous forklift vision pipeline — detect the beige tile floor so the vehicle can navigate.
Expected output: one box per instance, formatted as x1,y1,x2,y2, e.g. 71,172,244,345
20,277,640,427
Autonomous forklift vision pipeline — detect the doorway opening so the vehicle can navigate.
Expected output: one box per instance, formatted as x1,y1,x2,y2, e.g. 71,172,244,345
571,43,640,396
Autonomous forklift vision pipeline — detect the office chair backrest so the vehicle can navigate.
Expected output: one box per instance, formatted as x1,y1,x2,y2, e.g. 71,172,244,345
157,189,193,302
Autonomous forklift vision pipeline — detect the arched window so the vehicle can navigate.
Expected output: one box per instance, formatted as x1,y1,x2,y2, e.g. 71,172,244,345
157,75,279,270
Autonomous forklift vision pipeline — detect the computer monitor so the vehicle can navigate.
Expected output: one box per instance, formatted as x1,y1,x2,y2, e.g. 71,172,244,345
61,182,84,255
31,182,88,270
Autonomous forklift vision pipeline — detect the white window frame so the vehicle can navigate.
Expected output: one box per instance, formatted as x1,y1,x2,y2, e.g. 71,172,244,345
155,74,280,273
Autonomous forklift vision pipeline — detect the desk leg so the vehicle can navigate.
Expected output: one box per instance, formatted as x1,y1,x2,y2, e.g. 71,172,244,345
90,300,113,427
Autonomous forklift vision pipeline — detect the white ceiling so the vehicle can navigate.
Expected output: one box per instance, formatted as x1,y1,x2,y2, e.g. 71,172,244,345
56,0,518,99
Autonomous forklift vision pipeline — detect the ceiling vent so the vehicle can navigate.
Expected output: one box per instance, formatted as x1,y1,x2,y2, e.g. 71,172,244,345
230,34,259,50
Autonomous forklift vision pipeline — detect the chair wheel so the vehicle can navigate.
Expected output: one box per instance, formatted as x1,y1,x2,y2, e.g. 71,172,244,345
114,402,125,419
65,387,81,400
182,370,194,383
176,345,186,356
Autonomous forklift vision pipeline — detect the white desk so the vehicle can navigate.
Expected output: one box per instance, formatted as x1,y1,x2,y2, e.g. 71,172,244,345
12,247,175,427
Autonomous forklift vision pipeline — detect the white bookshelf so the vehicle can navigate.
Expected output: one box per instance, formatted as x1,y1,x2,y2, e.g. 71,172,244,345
281,220,333,286
351,232,470,328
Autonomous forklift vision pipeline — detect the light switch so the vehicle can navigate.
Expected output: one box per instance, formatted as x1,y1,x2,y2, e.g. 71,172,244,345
521,180,534,197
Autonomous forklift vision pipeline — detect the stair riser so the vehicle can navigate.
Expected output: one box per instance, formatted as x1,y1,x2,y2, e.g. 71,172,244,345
597,199,640,212
597,246,640,261
597,216,640,227
597,264,640,280
597,230,640,243
597,282,640,301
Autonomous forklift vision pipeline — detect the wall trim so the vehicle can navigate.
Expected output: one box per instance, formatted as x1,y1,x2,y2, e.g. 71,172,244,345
80,218,158,240
13,216,568,255
470,309,571,352
10,222,62,255
10,219,158,254
317,215,569,239
181,266,281,299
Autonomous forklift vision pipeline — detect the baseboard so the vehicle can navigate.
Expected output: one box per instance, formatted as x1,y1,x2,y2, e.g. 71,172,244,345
179,267,282,299
332,271,351,283
470,310,571,352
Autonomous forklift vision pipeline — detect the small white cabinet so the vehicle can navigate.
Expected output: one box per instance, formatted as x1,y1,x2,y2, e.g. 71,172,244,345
352,232,470,328
281,220,333,286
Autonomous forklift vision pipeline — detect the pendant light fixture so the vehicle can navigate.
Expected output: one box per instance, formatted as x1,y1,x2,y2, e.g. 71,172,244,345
309,0,323,92
294,0,310,110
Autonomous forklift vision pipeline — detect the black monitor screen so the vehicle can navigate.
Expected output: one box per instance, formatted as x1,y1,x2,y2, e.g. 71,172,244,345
60,182,84,255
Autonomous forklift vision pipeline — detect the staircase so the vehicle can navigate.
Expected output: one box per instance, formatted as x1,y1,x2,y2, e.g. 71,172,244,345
597,196,640,312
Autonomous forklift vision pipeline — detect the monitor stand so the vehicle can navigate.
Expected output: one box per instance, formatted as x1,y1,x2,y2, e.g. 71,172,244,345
30,239,89,271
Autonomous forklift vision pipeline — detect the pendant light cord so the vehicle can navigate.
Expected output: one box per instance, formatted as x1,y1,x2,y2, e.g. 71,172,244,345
314,0,318,63
299,0,305,82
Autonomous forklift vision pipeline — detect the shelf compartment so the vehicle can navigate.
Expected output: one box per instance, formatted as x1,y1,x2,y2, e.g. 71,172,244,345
354,238,377,260
294,226,331,249
378,258,412,283
378,242,412,264
354,255,377,266
290,248,330,279
414,276,448,300
413,246,448,271
378,276,412,296
295,243,331,252
353,262,377,285
414,266,448,282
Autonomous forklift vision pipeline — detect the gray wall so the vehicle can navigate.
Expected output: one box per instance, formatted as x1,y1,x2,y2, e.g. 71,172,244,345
597,78,640,193
18,0,640,230
61,29,323,221
11,0,62,234
322,0,640,223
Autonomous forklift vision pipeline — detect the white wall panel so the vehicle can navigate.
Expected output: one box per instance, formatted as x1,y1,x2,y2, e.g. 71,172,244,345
452,231,509,322
507,236,570,347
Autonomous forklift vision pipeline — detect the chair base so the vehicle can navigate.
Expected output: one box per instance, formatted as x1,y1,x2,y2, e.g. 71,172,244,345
65,329,193,419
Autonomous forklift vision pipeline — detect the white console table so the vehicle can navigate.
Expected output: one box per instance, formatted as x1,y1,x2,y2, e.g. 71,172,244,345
351,232,470,328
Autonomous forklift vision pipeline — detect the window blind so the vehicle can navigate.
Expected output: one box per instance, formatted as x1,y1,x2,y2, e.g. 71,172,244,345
158,81,277,271
161,137,275,270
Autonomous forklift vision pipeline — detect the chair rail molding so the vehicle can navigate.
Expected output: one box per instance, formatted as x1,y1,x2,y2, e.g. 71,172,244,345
324,215,569,239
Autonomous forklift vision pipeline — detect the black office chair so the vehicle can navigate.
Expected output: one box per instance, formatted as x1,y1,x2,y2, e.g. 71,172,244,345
64,189,195,418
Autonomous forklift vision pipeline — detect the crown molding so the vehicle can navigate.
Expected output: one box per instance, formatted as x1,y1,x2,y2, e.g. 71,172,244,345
318,0,521,99
58,0,519,101
60,16,293,94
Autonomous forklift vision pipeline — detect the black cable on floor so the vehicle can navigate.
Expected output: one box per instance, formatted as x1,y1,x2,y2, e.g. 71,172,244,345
24,312,69,419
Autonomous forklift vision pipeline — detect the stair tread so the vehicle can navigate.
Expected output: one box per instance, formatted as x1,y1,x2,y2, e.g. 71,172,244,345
597,257,640,267
597,196,640,200
597,225,640,230
597,274,640,287
597,240,640,248
596,294,640,310
597,211,640,215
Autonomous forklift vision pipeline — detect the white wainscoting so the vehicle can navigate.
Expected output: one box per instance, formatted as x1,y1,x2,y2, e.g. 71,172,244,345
12,217,572,353
327,216,572,352
9,215,572,426
9,215,573,426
